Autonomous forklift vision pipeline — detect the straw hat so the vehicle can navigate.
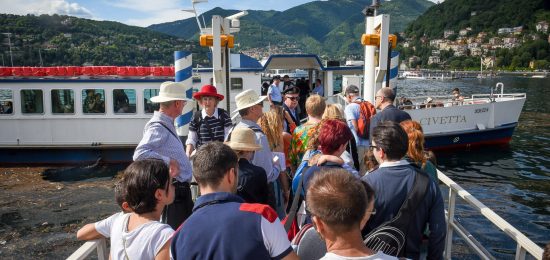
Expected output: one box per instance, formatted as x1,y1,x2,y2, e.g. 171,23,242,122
193,84,224,101
224,128,262,151
150,81,191,103
233,89,266,113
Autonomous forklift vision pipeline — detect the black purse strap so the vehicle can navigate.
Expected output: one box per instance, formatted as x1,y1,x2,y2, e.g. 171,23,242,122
364,165,430,256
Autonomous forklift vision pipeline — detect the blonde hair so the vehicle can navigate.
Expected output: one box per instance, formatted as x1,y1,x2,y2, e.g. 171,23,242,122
323,103,344,120
306,94,326,118
258,107,283,150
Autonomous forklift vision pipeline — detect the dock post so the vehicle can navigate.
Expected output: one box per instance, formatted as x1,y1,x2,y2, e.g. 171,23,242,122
174,51,194,144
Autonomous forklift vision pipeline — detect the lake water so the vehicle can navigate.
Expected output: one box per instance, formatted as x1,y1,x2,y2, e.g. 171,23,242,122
397,76,550,259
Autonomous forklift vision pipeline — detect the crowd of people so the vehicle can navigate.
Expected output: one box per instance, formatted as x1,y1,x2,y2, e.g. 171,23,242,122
76,80,473,260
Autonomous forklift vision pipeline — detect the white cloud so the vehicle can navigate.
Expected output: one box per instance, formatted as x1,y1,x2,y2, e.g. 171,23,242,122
0,0,93,18
125,9,194,27
105,0,180,12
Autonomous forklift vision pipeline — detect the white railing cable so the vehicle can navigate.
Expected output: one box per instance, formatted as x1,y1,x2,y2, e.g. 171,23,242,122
437,169,544,260
66,238,108,260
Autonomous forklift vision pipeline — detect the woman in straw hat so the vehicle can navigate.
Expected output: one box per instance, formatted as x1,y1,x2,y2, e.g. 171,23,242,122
225,128,269,204
186,85,233,157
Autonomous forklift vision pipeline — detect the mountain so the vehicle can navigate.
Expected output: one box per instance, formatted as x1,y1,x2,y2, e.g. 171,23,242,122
0,14,208,66
405,0,550,38
148,0,434,59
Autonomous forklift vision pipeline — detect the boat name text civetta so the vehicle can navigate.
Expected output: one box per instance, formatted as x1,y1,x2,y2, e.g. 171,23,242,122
419,115,467,125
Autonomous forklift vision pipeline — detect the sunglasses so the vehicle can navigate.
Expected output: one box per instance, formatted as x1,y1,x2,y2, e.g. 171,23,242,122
286,96,299,101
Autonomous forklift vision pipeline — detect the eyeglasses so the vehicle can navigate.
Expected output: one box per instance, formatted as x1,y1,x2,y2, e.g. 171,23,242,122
375,96,385,100
369,145,380,151
286,96,299,101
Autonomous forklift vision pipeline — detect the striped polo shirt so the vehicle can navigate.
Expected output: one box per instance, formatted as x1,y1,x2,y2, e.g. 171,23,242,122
189,108,232,148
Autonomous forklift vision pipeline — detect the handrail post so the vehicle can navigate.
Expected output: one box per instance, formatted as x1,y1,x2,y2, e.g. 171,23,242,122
444,186,456,260
515,243,526,260
96,238,108,260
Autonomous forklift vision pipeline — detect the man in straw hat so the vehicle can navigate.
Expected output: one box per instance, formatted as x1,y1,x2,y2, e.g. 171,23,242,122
229,89,280,183
133,81,193,230
225,127,269,204
171,142,298,260
185,84,232,157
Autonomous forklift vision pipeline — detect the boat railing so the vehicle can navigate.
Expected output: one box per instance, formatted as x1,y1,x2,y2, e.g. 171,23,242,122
437,169,543,260
66,238,108,260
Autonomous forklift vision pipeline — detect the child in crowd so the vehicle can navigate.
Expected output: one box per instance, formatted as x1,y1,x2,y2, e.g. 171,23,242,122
76,159,174,260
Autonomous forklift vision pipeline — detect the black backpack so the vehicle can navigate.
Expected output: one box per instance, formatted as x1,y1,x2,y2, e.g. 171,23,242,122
363,166,430,257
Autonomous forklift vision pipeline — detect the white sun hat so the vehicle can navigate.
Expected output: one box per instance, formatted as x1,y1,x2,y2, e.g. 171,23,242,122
232,89,267,113
150,81,192,103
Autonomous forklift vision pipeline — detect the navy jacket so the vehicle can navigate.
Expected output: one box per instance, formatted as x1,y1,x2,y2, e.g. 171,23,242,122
361,163,446,260
237,158,269,204
283,103,301,133
369,104,411,139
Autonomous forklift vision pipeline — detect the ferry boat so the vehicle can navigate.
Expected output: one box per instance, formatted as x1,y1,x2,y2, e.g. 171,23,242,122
401,71,426,79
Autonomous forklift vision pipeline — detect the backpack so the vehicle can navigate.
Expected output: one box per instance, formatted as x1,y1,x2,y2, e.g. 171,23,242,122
353,100,376,139
363,166,430,257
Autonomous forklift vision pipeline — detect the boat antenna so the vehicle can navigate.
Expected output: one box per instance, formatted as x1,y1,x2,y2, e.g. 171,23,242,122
371,0,380,16
183,0,208,34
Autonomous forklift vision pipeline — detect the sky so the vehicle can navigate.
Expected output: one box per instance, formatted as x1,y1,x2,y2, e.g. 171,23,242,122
0,0,441,27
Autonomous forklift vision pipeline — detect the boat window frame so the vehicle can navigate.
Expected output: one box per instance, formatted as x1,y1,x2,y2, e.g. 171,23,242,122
20,89,44,115
0,89,14,116
51,89,75,115
113,89,137,114
82,89,106,115
143,89,160,114
230,77,243,90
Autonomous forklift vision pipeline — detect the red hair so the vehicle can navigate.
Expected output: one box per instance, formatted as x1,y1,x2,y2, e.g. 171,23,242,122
400,120,426,166
318,119,353,154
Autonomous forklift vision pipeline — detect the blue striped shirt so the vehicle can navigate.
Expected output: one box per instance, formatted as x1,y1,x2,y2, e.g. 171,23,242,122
133,111,192,182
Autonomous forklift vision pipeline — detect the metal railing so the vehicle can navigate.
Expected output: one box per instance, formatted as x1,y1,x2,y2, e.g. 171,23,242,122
437,169,544,260
66,238,108,260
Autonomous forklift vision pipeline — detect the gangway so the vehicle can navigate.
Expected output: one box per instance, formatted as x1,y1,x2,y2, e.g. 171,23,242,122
66,168,544,259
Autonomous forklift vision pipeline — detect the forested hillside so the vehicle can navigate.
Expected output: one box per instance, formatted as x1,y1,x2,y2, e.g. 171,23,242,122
405,0,550,38
0,14,208,66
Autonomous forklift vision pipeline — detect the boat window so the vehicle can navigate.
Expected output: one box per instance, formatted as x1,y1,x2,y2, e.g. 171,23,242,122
231,77,243,90
82,89,106,114
113,89,136,114
0,89,14,115
21,89,44,114
144,89,160,113
51,89,75,114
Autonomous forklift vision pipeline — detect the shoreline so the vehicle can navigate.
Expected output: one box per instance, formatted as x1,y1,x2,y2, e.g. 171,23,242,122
0,167,120,259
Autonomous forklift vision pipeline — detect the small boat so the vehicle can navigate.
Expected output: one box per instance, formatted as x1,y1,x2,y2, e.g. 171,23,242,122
401,71,426,79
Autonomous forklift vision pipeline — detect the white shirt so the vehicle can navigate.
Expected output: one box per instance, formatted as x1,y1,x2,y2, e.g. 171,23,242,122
95,213,174,260
320,251,399,260
378,159,410,168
